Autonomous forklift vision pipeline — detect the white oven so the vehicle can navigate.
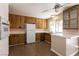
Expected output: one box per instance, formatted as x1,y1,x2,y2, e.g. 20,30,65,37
0,18,9,39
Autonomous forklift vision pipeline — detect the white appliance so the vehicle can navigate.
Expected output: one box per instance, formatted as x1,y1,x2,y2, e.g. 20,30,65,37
0,19,9,39
0,17,9,55
26,24,36,43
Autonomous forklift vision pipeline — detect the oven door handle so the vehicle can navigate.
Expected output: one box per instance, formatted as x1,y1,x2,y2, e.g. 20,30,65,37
2,22,9,25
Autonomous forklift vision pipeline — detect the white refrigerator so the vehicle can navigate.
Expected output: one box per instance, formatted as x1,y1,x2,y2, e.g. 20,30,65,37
26,24,36,43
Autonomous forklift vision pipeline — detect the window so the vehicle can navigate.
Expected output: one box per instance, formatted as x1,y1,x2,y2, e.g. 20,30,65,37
49,19,63,33
55,20,63,33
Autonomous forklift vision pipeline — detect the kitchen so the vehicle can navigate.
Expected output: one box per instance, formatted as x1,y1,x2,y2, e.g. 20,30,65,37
0,3,79,56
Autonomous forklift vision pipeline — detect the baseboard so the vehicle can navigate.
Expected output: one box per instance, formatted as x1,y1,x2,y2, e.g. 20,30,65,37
69,50,78,56
51,48,62,56
51,48,78,56
9,43,25,47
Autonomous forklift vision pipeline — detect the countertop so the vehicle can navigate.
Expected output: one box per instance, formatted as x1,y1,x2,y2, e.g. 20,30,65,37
10,29,50,34
10,29,25,34
51,32,79,39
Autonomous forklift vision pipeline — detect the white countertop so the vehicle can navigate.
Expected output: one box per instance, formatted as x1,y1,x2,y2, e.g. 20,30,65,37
10,31,25,34
51,32,79,39
10,29,25,34
36,29,50,33
10,29,50,34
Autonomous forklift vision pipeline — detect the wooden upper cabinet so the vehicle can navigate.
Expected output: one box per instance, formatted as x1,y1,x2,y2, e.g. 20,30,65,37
9,14,16,28
9,14,25,29
69,7,78,29
20,16,25,28
36,19,47,29
9,14,47,29
63,9,70,29
63,5,78,29
43,20,47,29
63,10,69,20
36,19,40,28
25,17,36,24
70,7,77,19
15,15,20,28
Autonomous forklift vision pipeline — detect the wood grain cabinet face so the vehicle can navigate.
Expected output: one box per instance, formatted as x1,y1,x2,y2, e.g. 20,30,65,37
45,33,51,44
36,33,41,42
25,17,36,24
63,10,70,29
20,16,25,28
24,17,47,29
36,19,41,28
36,33,45,42
9,34,26,45
9,14,25,29
63,10,69,20
36,19,47,29
69,7,78,29
15,15,20,28
9,14,16,28
63,5,78,29
9,14,47,29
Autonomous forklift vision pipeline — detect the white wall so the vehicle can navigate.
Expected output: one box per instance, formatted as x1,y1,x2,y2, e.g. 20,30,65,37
0,3,9,56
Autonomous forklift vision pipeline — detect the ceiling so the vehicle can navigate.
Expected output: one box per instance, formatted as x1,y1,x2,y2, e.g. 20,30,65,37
9,3,78,19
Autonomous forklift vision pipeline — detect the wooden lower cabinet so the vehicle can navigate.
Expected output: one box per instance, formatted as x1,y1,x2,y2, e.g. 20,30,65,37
9,33,51,46
9,34,26,46
36,33,51,44
44,33,51,44
36,33,45,42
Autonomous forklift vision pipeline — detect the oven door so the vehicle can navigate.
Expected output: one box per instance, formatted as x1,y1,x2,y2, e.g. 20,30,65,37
1,20,9,39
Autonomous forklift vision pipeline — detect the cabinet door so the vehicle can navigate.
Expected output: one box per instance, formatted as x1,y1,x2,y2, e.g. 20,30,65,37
63,20,69,29
70,8,77,19
9,14,13,28
25,17,36,24
63,10,69,29
63,10,69,20
9,14,24,29
31,18,36,24
9,34,25,45
20,16,25,28
36,33,41,42
40,33,45,41
16,15,20,28
69,7,78,29
42,20,47,29
45,33,51,44
36,19,47,29
36,19,40,28
70,19,78,28
36,33,45,42
9,14,16,28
